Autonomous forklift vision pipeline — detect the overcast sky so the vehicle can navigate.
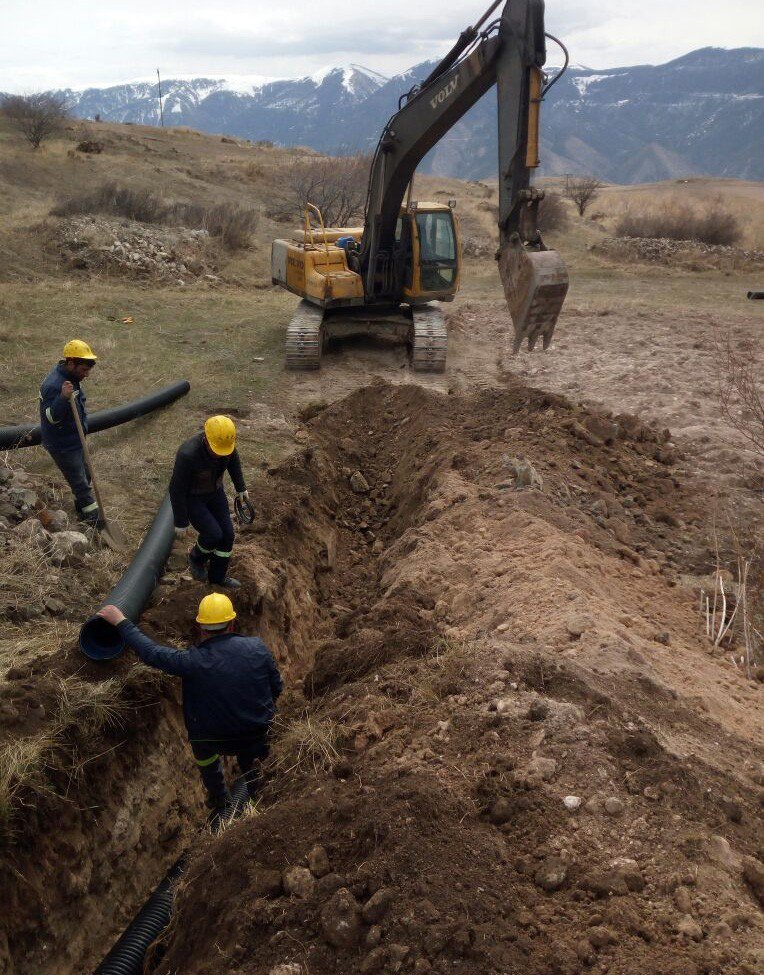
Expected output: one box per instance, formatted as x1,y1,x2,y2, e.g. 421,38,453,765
2,0,763,91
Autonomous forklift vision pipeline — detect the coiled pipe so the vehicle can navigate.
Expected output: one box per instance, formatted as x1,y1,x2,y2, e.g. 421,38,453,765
79,494,174,660
94,780,250,975
0,380,190,450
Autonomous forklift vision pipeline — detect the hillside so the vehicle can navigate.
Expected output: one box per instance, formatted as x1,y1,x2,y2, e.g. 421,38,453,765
46,47,764,183
0,119,761,975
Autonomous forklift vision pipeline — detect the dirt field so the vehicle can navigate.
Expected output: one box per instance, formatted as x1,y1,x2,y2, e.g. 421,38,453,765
0,119,761,974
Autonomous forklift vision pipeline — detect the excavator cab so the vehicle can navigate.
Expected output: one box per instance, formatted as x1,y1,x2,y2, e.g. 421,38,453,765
398,204,461,303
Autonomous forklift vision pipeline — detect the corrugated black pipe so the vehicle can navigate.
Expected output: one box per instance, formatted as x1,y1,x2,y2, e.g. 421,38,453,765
0,380,190,450
79,494,174,660
94,780,250,975
748,291,764,300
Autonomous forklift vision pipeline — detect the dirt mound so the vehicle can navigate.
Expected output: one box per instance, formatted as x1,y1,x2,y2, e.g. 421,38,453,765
54,215,220,283
148,381,763,975
592,236,764,271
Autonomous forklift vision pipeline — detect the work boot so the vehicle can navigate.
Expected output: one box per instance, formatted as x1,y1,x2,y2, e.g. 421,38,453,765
214,576,241,590
205,788,233,812
188,546,207,582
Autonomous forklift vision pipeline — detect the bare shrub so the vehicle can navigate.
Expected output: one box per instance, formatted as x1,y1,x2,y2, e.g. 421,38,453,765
537,191,568,233
563,175,603,217
51,181,258,249
616,200,740,246
716,331,764,455
284,153,371,227
1,93,69,149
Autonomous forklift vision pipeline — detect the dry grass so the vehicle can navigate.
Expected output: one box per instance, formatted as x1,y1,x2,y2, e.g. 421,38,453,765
615,198,741,246
51,181,259,250
270,710,342,776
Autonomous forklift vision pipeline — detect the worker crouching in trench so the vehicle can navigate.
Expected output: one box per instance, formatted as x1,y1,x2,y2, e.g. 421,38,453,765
98,593,283,811
170,415,249,590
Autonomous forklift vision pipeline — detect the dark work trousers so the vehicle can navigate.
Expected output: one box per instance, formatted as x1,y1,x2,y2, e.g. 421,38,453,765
187,488,235,583
47,447,99,521
191,727,270,801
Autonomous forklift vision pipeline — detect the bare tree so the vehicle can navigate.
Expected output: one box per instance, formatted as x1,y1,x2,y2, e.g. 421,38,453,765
284,153,371,227
563,175,603,217
1,93,69,149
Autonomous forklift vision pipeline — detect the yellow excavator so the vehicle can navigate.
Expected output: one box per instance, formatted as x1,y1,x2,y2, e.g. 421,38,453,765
271,0,569,371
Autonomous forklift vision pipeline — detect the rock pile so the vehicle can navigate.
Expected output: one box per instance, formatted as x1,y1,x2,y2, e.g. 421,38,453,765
57,216,220,284
592,235,764,270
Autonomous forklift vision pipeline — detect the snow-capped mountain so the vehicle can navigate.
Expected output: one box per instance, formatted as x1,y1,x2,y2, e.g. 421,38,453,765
52,49,763,182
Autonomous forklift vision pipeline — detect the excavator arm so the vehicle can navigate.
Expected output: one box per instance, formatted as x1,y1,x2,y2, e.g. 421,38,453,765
360,0,568,352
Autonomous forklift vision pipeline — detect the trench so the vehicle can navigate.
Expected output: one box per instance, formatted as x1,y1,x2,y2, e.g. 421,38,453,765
6,381,757,975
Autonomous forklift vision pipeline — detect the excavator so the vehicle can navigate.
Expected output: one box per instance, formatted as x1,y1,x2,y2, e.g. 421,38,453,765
271,0,569,371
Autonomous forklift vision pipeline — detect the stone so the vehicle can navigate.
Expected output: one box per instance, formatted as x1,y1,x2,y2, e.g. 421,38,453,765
709,921,733,939
282,866,315,899
13,518,49,545
742,857,764,905
534,857,567,891
587,926,617,948
269,965,303,975
44,596,66,616
674,886,693,913
47,509,69,533
604,797,625,816
320,888,362,948
527,698,549,721
362,887,395,923
365,925,383,948
527,756,557,781
488,798,513,825
654,631,671,646
251,869,283,898
563,796,583,811
316,872,346,897
609,857,645,892
9,487,38,509
308,844,331,878
387,944,410,971
675,915,703,941
0,515,11,530
503,456,543,490
360,948,387,973
0,467,11,485
350,471,370,494
49,531,89,563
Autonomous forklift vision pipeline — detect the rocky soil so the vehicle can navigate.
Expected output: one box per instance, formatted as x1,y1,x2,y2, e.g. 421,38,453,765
591,236,764,271
55,216,221,284
143,381,762,975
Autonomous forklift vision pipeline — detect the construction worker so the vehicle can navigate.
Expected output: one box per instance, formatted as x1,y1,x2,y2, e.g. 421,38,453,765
169,415,248,589
97,593,283,810
39,339,102,528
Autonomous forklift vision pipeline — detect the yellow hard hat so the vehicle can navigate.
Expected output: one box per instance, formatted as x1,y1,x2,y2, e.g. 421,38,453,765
196,592,237,625
62,339,97,361
204,415,236,456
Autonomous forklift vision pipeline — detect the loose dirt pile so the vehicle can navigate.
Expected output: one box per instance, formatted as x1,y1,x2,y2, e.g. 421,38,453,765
145,381,762,975
592,236,764,271
54,215,220,283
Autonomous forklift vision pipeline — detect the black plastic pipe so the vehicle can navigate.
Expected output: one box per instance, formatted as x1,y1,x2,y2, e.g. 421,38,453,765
94,780,249,975
0,380,190,450
80,494,174,660
748,291,764,300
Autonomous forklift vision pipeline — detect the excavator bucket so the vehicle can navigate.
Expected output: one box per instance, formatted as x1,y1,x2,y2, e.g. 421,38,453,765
498,236,569,353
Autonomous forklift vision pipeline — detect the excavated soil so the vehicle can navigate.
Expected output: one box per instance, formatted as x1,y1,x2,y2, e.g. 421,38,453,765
142,381,763,975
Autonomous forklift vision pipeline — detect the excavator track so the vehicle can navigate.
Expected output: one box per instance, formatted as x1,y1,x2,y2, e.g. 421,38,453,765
410,304,448,373
285,300,324,370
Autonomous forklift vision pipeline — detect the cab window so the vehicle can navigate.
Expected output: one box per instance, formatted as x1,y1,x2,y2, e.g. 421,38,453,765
416,211,456,290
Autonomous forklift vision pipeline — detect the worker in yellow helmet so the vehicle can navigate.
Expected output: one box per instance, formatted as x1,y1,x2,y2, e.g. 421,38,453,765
39,340,102,527
169,415,248,589
97,593,283,811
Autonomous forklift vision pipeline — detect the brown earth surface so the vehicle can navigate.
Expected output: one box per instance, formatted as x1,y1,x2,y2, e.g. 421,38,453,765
145,381,763,975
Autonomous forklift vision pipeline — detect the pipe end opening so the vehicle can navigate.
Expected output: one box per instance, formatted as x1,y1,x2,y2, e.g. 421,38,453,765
80,616,125,660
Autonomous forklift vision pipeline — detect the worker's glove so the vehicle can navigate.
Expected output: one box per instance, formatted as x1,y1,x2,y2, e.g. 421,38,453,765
61,380,74,400
174,526,189,539
236,491,249,502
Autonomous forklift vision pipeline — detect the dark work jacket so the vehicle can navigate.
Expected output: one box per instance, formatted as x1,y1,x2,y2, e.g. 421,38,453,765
169,432,246,528
39,363,88,452
118,620,283,741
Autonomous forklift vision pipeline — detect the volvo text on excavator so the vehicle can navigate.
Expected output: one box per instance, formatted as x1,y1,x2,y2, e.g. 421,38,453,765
271,0,569,371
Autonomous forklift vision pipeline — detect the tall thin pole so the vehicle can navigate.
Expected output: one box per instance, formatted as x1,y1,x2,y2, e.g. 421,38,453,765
157,68,164,127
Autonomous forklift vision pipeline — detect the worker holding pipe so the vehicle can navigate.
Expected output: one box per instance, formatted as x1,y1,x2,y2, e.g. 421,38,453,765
38,339,102,528
169,415,249,589
97,593,282,811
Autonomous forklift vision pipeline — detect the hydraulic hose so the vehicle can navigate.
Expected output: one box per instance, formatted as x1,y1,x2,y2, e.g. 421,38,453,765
0,380,190,450
94,780,250,975
79,494,174,660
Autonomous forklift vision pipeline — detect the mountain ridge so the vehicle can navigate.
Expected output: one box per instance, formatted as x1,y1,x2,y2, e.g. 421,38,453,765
25,48,764,183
